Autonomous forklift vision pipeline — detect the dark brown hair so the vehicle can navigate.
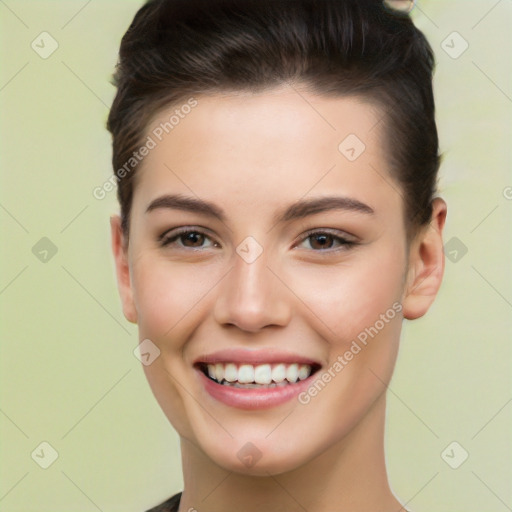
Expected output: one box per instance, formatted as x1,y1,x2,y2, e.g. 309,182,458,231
106,0,440,241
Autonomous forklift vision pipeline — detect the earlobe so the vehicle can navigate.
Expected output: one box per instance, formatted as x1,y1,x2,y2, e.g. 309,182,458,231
402,198,448,320
110,215,138,324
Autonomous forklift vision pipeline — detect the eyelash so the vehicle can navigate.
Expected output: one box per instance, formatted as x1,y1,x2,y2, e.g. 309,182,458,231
158,226,357,256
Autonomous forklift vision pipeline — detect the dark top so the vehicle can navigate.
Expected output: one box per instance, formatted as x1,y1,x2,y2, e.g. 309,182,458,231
144,491,411,511
145,492,182,512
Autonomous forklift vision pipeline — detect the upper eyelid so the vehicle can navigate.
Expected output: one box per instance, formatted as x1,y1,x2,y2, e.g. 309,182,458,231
297,226,356,240
158,226,353,238
159,225,215,240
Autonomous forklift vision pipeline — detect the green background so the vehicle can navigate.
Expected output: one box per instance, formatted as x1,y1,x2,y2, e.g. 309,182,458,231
1,1,511,510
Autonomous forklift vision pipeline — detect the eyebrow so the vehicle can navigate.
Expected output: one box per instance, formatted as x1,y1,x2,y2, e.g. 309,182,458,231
145,193,374,224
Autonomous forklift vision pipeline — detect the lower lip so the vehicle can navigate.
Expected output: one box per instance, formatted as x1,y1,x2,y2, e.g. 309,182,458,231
196,368,316,410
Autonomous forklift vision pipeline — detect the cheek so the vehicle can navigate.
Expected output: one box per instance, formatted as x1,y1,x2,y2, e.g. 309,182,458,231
286,250,405,445
131,258,223,436
131,257,220,340
286,246,406,343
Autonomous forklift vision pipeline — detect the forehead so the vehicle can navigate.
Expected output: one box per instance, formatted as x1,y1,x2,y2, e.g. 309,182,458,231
133,86,398,219
144,86,384,160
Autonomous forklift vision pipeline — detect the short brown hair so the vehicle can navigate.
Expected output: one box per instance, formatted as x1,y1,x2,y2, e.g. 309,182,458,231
107,0,440,241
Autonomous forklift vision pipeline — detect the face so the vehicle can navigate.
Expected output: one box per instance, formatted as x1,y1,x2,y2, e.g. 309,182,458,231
111,85,442,476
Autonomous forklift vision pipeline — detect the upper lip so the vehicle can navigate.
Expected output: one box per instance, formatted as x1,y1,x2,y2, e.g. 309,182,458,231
194,348,322,367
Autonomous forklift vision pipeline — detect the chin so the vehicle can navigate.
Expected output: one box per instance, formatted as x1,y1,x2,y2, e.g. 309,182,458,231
194,428,320,477
211,447,310,477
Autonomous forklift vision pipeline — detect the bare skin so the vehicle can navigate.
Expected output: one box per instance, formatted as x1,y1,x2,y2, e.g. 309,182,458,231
111,84,447,512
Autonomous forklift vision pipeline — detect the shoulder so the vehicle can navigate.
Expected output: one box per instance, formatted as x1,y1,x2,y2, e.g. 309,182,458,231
144,492,182,512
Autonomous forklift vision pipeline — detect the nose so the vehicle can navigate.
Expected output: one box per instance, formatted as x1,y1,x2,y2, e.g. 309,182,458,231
213,243,292,333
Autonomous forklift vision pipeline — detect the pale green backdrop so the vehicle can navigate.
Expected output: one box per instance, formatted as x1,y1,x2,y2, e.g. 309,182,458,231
1,1,511,511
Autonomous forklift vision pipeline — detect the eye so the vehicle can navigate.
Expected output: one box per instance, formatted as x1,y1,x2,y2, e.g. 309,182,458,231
159,227,220,250
295,229,356,253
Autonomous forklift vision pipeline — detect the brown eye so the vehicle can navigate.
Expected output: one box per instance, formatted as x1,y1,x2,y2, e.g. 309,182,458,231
297,230,355,253
179,232,206,247
160,228,219,249
308,233,336,250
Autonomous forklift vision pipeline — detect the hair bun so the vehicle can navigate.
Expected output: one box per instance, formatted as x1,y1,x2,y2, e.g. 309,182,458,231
382,0,416,14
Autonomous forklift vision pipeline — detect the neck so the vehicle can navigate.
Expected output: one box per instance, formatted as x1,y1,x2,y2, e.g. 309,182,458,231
177,394,405,512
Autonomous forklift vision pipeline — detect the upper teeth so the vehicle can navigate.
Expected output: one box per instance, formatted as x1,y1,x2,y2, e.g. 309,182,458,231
206,363,312,384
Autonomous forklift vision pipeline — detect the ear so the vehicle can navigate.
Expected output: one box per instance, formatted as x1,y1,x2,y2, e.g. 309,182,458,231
402,198,448,320
110,215,137,324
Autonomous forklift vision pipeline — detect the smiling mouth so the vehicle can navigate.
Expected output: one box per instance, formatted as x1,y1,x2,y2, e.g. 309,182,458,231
196,362,321,388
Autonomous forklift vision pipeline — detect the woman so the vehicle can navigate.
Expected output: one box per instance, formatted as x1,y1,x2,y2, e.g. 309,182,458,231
107,0,447,510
